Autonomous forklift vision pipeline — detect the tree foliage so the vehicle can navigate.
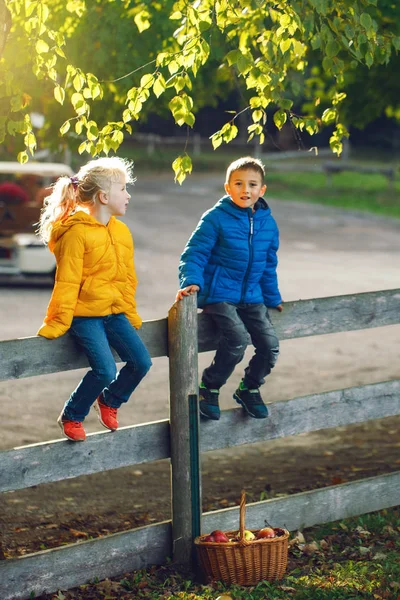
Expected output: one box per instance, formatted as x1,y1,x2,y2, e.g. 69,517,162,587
2,0,400,182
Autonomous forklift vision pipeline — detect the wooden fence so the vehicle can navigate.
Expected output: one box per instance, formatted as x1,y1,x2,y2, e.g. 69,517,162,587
1,289,400,599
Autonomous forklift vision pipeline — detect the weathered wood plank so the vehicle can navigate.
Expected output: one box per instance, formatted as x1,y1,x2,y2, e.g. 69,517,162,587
0,521,171,600
0,317,168,381
199,379,400,452
168,294,201,565
1,289,399,381
0,419,170,493
3,471,398,600
203,470,400,533
198,288,400,352
1,380,398,493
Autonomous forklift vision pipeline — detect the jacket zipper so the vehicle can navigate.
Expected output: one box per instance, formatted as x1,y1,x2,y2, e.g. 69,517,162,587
240,214,253,303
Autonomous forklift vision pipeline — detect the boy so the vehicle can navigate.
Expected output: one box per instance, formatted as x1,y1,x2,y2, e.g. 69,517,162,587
176,156,283,420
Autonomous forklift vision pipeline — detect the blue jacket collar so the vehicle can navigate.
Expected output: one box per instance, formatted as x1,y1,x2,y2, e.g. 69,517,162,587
216,195,271,218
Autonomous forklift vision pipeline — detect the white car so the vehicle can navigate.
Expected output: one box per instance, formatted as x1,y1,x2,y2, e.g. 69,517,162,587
0,161,73,278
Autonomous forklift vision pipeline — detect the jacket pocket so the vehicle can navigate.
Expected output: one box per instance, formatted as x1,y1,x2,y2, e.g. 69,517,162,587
79,275,93,299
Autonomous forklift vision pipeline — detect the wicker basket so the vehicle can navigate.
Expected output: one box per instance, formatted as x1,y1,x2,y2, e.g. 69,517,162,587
194,491,289,585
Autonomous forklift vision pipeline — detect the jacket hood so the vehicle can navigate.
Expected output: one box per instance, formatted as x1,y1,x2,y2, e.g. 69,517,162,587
216,195,270,218
48,211,115,252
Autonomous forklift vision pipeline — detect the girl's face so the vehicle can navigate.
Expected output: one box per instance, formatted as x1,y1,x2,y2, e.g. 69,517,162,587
103,178,131,217
224,168,266,211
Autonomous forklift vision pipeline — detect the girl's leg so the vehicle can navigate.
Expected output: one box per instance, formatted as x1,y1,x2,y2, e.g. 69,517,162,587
64,317,117,422
101,313,152,408
238,304,280,389
201,302,250,389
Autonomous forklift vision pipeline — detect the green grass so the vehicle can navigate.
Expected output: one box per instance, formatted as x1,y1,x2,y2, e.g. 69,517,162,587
37,506,400,599
266,169,400,219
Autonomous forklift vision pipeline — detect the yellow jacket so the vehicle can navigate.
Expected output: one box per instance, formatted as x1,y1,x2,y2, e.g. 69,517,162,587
38,211,142,339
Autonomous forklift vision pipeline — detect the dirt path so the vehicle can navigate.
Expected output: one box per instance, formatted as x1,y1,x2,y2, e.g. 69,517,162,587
1,173,400,557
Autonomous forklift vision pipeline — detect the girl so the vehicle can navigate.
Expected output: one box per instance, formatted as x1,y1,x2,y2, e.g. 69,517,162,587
37,157,152,442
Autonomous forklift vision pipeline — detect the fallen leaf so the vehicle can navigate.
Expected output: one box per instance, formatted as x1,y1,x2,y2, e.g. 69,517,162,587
68,529,89,538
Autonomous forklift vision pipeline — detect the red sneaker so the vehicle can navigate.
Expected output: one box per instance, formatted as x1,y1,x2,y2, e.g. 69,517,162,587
95,395,118,431
57,413,86,442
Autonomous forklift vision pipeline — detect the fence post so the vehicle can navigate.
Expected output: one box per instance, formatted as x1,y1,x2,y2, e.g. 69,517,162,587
168,294,201,567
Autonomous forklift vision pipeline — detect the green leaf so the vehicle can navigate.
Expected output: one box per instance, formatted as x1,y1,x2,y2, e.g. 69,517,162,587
54,86,65,105
153,75,166,98
365,51,373,68
36,39,49,54
321,108,337,124
326,40,340,58
172,154,192,185
210,132,223,150
78,141,88,155
73,73,85,92
17,151,29,164
134,9,151,33
393,37,400,51
273,109,287,129
60,121,71,135
140,74,154,89
225,49,240,66
280,38,292,55
360,13,373,30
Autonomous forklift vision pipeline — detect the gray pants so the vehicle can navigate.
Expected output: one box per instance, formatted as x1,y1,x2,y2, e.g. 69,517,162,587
202,302,280,390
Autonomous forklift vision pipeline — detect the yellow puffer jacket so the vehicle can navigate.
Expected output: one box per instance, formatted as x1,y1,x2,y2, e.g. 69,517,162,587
38,211,142,339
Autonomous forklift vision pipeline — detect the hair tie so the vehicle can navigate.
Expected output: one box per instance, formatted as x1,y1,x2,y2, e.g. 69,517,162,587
70,176,79,189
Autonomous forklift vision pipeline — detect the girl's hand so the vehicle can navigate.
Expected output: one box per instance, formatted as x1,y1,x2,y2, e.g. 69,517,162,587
175,285,200,302
275,303,283,312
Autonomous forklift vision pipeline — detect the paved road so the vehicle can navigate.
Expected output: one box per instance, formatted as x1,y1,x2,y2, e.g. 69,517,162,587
1,173,400,449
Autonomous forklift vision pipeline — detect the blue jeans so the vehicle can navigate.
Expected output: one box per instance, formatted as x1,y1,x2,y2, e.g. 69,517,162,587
63,314,152,422
202,302,279,390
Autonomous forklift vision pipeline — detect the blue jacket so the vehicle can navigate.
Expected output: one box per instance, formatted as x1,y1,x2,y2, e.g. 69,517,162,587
179,195,282,308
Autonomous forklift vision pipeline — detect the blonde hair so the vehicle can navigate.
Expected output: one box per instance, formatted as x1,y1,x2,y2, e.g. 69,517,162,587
38,156,135,243
226,156,265,184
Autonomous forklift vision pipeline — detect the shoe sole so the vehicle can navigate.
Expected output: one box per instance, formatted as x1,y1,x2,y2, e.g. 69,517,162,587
95,400,118,431
233,393,268,419
57,413,86,442
199,407,220,420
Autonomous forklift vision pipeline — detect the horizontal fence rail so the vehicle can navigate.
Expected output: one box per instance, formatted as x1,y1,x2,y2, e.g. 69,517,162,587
1,379,399,493
1,289,399,381
1,470,399,600
202,471,400,533
0,521,171,600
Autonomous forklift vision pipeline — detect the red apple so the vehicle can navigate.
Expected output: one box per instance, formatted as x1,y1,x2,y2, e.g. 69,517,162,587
203,534,215,542
256,527,276,539
210,529,229,542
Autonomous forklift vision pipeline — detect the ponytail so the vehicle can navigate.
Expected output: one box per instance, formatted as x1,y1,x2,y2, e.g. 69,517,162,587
37,177,78,244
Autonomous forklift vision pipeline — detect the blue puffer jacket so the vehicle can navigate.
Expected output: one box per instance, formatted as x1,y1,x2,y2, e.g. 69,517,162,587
179,195,282,308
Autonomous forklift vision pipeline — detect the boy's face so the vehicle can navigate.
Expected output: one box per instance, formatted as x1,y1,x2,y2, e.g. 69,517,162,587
224,169,266,211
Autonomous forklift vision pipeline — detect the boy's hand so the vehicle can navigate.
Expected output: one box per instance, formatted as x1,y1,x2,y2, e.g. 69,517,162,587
275,304,283,312
175,285,200,302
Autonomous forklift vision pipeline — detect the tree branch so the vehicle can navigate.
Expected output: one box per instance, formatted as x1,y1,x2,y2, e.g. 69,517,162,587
0,0,12,60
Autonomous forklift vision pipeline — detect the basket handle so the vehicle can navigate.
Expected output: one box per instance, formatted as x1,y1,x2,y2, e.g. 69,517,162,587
238,489,251,546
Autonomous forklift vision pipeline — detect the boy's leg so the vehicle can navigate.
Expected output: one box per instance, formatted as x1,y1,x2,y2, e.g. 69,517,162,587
238,303,280,388
64,317,117,422
102,313,152,408
202,302,250,389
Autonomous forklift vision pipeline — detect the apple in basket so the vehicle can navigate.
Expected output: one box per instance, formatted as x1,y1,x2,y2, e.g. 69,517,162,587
243,529,256,541
211,529,230,543
203,530,229,542
256,527,276,539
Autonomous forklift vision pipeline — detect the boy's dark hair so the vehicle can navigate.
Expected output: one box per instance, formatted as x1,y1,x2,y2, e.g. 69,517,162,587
226,156,265,183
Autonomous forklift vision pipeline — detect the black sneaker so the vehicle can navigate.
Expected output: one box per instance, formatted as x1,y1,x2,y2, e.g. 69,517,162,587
199,383,220,420
233,384,268,419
